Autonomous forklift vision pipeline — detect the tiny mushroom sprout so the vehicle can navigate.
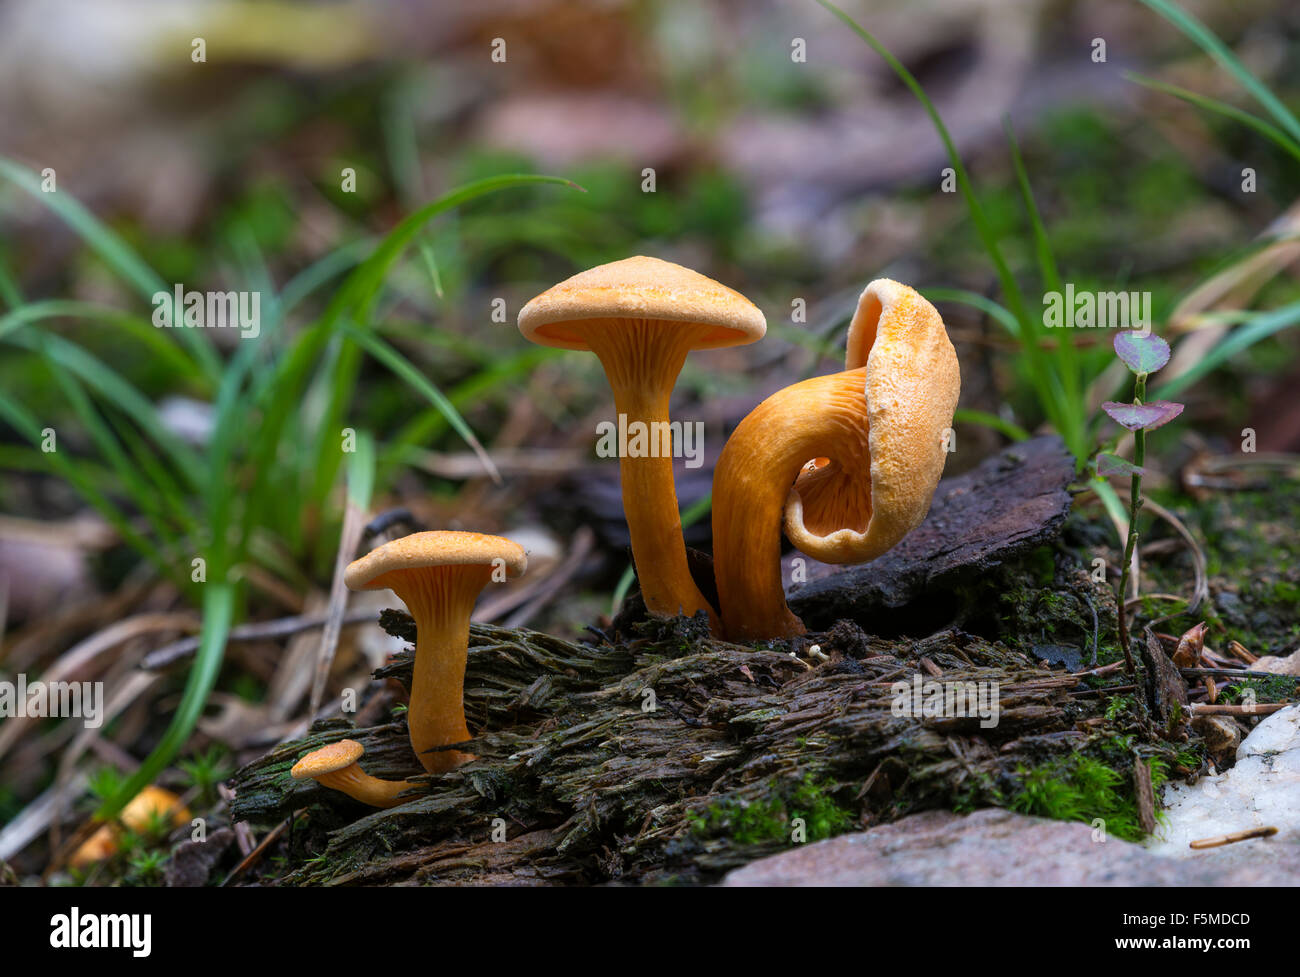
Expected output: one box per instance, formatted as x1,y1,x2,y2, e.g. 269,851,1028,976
711,279,960,641
290,739,411,809
345,531,526,774
518,256,765,622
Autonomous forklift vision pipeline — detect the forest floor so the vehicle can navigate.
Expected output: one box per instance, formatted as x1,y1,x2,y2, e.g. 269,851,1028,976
218,437,1299,886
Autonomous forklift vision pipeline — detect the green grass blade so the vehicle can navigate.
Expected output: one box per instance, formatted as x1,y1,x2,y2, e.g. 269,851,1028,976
1154,299,1300,398
953,407,1031,442
1005,117,1063,297
0,156,222,381
6,331,206,489
383,345,561,467
39,345,184,558
0,390,165,565
98,582,235,820
238,174,579,552
0,249,23,309
201,335,263,566
325,174,584,328
922,288,1021,338
1091,476,1130,546
1137,0,1300,144
0,300,204,379
342,323,501,483
1005,117,1083,452
1126,72,1300,163
811,3,1030,322
347,429,376,510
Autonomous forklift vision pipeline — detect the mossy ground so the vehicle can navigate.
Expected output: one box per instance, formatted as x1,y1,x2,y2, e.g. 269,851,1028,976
1145,476,1300,657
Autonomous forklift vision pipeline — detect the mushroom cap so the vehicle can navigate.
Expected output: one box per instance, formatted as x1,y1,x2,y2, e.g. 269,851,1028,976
518,255,766,351
71,786,191,865
345,531,527,591
120,785,191,831
784,279,960,563
291,739,364,780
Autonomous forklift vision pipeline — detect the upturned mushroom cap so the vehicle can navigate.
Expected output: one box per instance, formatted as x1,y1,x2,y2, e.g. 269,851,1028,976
291,739,364,780
784,279,960,564
517,255,766,351
345,531,527,591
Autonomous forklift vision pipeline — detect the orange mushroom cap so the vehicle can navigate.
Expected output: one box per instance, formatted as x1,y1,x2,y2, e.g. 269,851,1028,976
712,279,959,641
69,785,191,868
291,739,413,809
346,532,526,774
290,739,365,780
785,279,960,563
345,531,527,588
518,255,766,351
518,256,765,622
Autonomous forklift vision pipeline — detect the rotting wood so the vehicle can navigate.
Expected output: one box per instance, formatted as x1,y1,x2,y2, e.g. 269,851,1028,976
229,610,1181,886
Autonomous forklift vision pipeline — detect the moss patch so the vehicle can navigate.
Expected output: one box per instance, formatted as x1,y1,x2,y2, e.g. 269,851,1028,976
1010,753,1168,843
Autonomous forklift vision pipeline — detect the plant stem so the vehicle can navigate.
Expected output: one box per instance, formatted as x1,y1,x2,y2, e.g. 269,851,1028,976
1115,373,1146,676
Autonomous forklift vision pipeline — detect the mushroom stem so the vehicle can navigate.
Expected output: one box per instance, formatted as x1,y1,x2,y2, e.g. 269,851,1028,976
387,564,493,773
314,766,412,809
712,369,869,641
584,319,715,621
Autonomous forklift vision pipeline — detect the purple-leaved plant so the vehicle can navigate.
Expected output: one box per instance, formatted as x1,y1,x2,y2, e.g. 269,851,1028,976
1100,331,1184,673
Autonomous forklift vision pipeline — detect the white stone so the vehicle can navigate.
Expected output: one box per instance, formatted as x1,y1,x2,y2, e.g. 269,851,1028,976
1146,704,1300,868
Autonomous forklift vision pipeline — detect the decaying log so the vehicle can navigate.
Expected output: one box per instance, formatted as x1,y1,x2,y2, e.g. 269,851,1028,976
229,612,1155,885
226,436,1179,885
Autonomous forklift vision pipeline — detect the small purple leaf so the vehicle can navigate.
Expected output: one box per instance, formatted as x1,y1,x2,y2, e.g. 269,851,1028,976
1101,400,1185,431
1114,332,1170,375
1096,453,1145,477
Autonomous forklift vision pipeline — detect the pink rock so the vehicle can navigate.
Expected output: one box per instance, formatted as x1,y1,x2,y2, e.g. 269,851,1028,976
722,808,1300,886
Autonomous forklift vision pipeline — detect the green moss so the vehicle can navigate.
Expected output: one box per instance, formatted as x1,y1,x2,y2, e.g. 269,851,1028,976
1219,675,1299,705
1142,481,1300,654
1009,754,1167,842
690,774,853,845
1104,694,1136,721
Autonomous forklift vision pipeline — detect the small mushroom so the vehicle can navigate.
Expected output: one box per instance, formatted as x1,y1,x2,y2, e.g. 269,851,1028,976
345,531,526,773
712,279,960,640
290,739,412,808
519,256,765,621
70,785,191,867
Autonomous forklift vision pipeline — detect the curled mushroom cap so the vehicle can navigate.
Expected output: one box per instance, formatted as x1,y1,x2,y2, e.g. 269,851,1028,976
346,532,526,774
786,279,960,563
291,739,412,809
712,279,959,641
519,256,764,621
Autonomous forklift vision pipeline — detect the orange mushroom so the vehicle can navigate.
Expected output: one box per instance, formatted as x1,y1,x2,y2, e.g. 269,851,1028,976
712,279,960,641
70,785,191,867
519,256,765,621
345,531,526,774
290,739,413,809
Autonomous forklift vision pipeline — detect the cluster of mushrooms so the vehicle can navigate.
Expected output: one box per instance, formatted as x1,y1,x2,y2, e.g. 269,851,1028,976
292,256,960,807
